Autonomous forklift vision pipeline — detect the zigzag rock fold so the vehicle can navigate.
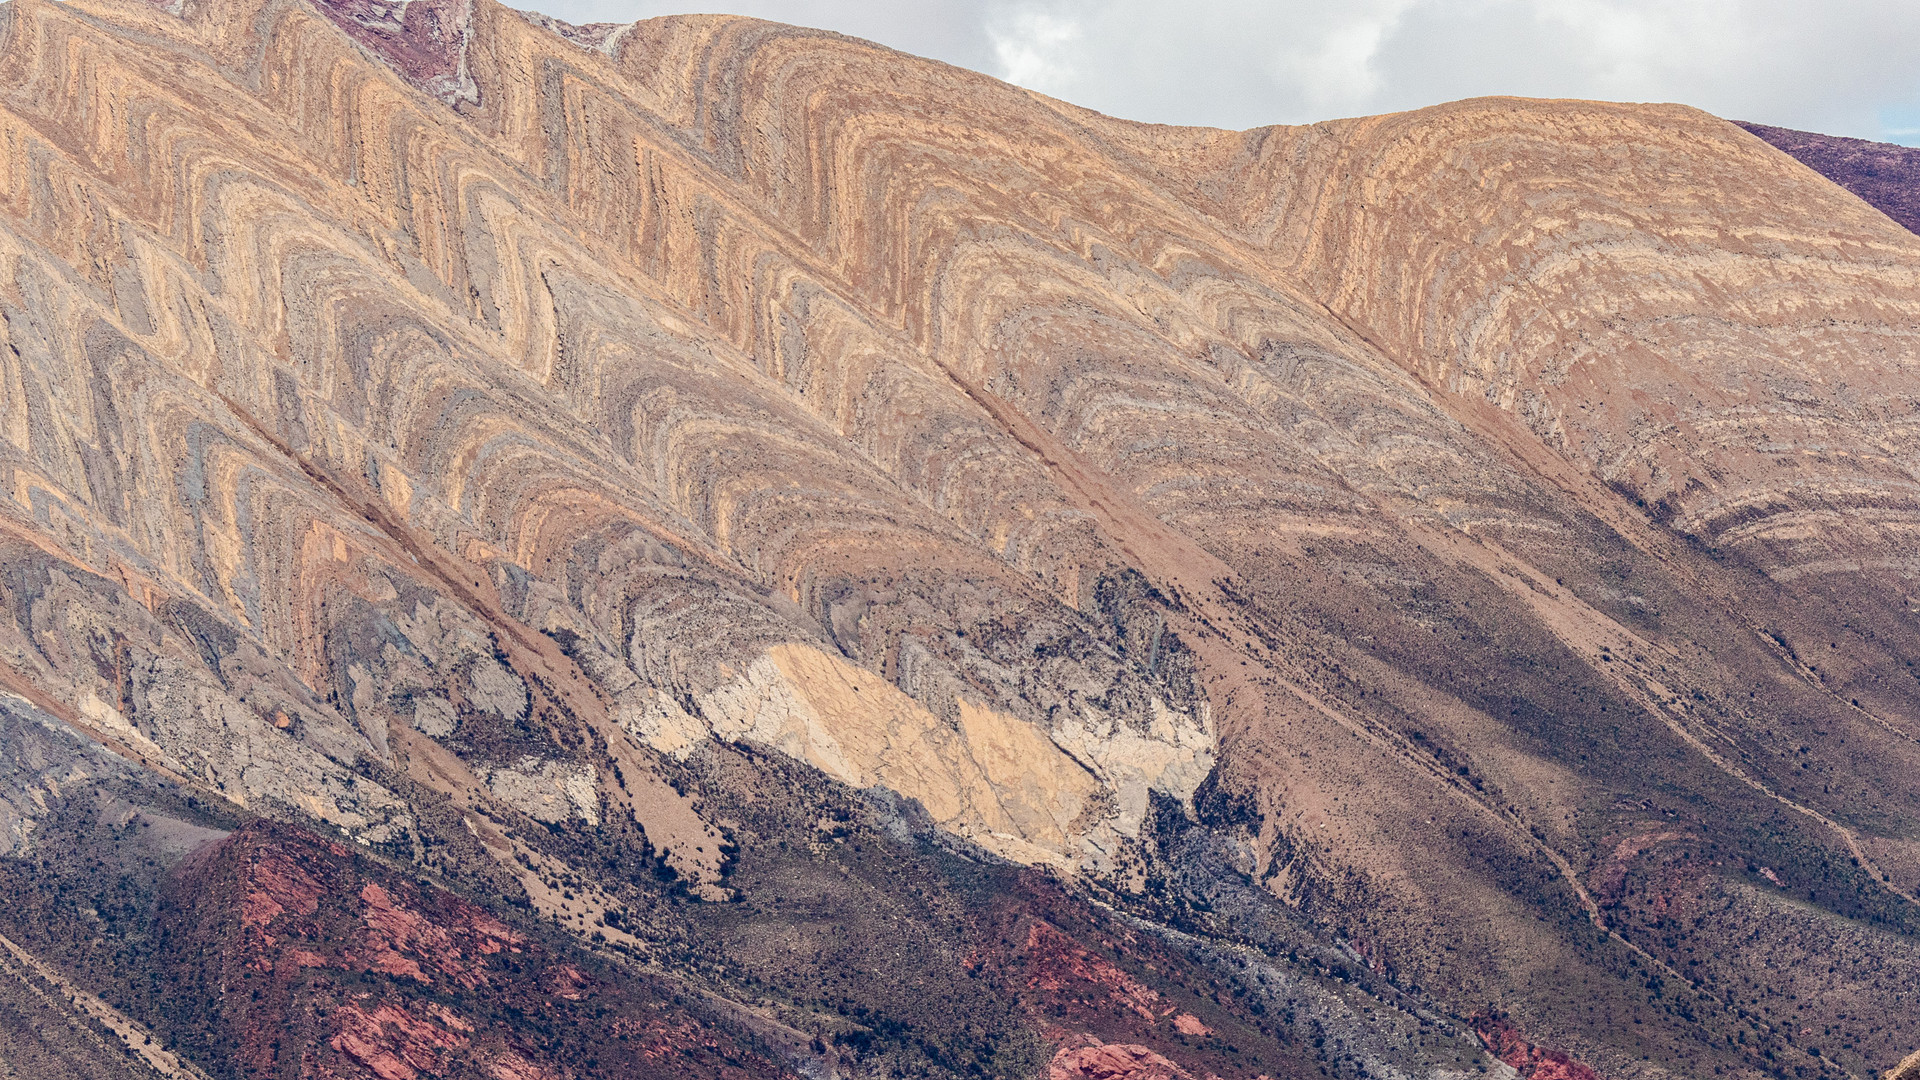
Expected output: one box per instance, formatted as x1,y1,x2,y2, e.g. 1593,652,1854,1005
0,0,1915,1077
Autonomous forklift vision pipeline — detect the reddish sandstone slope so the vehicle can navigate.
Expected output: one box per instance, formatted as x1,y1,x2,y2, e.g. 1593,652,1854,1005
0,0,1912,1078
154,823,791,1080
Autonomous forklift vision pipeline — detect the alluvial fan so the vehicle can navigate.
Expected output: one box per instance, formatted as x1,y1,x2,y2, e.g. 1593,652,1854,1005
0,0,1915,1077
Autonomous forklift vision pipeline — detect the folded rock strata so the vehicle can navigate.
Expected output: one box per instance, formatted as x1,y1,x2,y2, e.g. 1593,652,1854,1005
0,0,1911,1077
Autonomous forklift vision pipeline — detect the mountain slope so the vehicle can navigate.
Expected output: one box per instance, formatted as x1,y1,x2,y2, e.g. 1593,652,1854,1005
1740,122,1920,237
0,0,1915,1078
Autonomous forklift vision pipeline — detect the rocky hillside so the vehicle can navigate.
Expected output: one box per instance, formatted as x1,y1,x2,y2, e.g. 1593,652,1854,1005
0,0,1916,1077
1740,122,1920,236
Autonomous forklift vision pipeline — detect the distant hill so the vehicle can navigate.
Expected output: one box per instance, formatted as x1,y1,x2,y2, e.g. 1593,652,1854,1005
1741,121,1920,233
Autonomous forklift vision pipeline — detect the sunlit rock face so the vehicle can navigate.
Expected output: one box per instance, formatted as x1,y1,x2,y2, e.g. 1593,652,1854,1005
0,0,1917,1077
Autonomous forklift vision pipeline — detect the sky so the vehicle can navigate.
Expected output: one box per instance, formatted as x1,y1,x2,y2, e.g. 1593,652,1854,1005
519,0,1920,144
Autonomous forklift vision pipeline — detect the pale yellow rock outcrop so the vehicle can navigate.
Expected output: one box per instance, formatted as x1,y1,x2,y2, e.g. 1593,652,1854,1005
668,642,1122,866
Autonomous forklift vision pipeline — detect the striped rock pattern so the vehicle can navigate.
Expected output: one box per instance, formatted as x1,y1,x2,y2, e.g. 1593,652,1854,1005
0,0,1915,1077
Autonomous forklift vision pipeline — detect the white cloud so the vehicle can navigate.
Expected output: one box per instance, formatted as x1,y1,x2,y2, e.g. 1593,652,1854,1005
1274,2,1417,110
988,9,1081,93
521,0,1920,142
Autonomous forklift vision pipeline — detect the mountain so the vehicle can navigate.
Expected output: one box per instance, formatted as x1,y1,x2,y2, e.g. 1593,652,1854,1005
0,0,1916,1077
1740,122,1920,236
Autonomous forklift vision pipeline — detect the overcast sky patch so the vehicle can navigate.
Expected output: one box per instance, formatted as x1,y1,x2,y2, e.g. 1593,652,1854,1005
526,0,1920,143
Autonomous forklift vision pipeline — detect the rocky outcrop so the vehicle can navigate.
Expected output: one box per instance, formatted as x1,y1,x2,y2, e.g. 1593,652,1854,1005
155,821,793,1080
1047,1043,1193,1080
1474,1012,1602,1080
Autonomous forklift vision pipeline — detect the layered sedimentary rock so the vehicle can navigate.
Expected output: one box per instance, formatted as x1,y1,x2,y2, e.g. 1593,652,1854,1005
0,0,1915,1077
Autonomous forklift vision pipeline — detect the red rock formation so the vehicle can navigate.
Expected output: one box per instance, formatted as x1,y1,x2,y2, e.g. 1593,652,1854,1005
327,1002,471,1080
1473,1012,1603,1080
1024,921,1175,1022
1048,1042,1194,1080
969,883,1315,1080
155,822,789,1080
